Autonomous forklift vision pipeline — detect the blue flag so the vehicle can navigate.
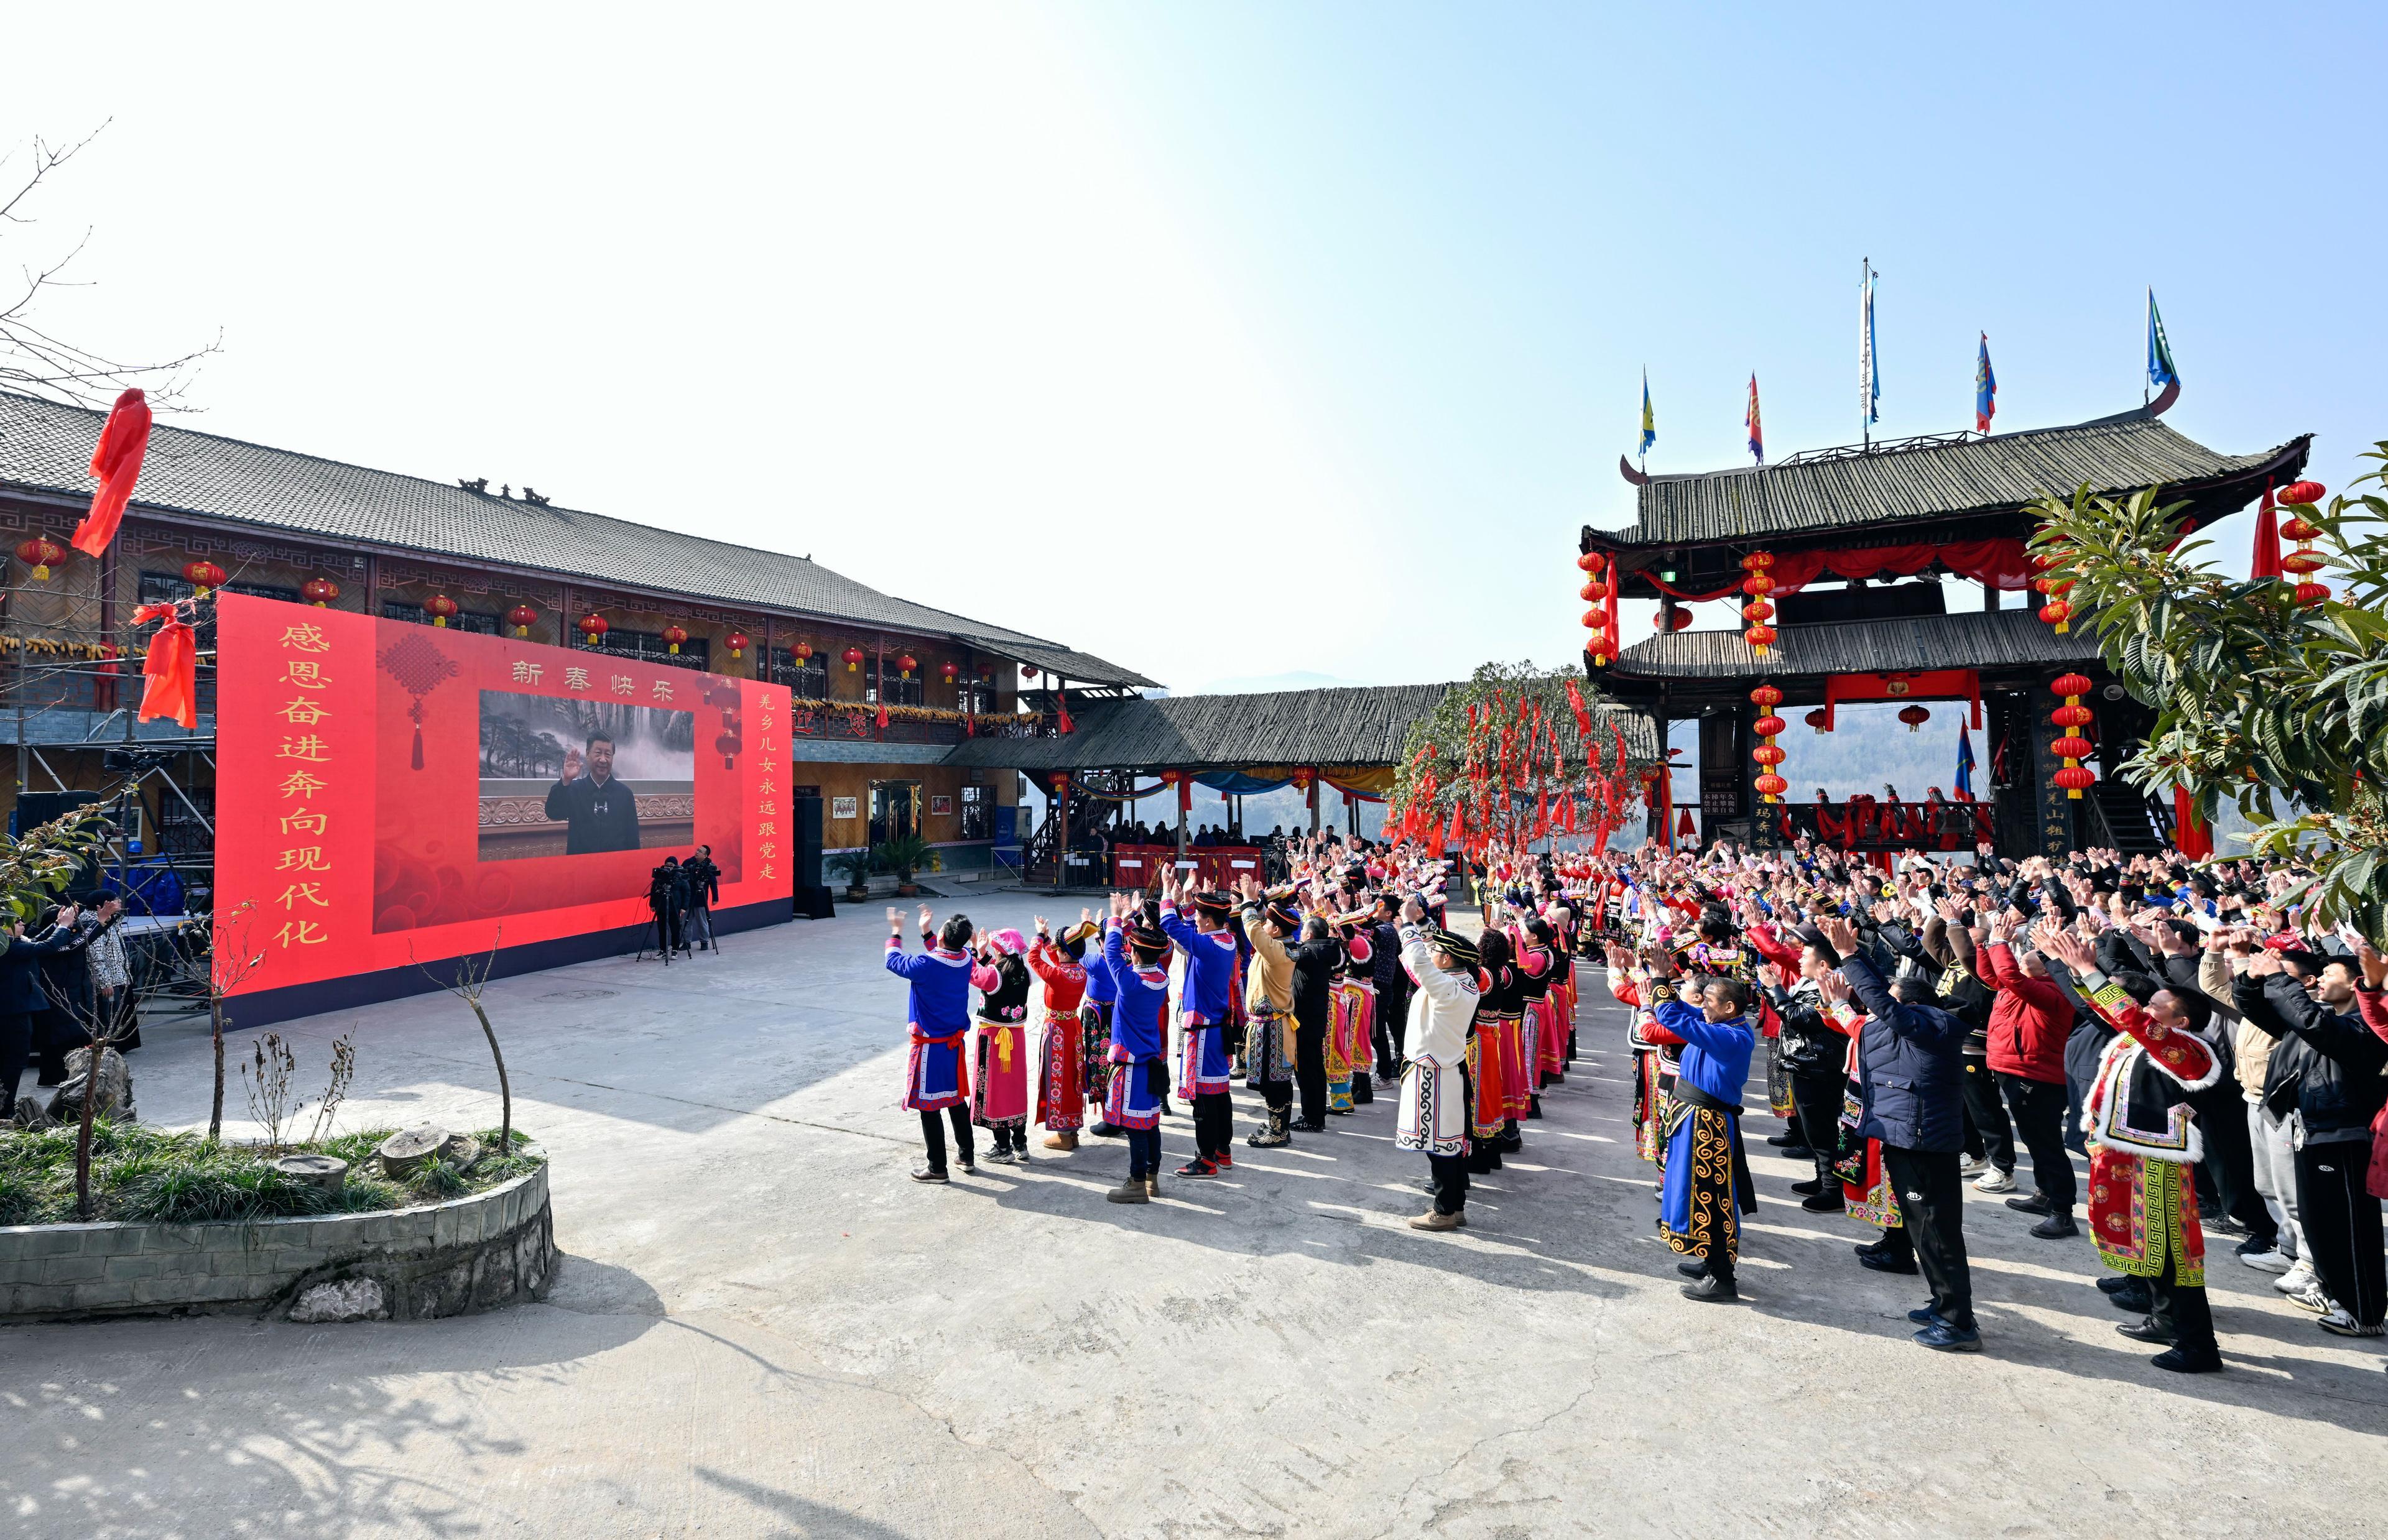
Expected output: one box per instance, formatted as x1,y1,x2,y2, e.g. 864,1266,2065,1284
2147,288,2178,389
1638,369,1656,458
1955,725,1976,799
1974,333,1996,433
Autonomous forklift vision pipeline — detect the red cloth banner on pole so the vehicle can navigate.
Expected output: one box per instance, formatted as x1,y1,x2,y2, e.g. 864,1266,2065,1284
72,388,153,558
2174,788,2213,860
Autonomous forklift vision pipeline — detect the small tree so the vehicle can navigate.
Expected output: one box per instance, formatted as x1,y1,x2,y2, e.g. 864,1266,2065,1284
415,934,514,1148
1389,660,1654,852
2029,453,2388,941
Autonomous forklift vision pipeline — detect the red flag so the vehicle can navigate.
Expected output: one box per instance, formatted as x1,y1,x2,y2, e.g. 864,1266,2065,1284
72,388,152,558
1565,677,1593,736
2251,480,2283,581
1056,689,1073,734
1677,808,1696,841
131,601,197,730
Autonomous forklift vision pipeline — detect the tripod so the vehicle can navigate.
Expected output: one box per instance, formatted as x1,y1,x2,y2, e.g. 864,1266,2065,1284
636,898,692,963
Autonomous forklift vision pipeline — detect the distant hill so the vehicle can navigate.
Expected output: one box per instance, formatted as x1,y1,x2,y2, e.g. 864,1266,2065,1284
1180,669,1380,696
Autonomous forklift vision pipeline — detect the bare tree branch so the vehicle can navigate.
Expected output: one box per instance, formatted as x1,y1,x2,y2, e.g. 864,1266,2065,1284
0,121,220,409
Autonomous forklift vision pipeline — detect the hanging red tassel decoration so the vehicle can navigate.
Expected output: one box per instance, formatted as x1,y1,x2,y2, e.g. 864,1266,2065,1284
1057,688,1074,734
130,601,198,730
72,389,153,558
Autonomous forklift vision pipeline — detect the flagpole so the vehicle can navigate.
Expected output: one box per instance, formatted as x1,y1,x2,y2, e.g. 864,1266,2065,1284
1860,256,1871,451
2143,287,2151,407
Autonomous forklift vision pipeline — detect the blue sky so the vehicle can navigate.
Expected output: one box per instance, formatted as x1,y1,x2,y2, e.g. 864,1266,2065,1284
9,4,2380,703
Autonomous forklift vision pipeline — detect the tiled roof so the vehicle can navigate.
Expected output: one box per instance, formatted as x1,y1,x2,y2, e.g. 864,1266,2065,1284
942,683,1658,770
0,390,1155,688
1609,607,2101,681
1594,413,2307,548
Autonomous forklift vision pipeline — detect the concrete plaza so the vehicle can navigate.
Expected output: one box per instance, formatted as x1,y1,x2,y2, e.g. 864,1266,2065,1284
7,890,2386,1539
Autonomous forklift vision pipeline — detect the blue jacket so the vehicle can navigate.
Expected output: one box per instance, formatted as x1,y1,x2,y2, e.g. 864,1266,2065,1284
1101,922,1168,1061
1846,954,1969,1153
1160,908,1238,1023
0,926,76,1017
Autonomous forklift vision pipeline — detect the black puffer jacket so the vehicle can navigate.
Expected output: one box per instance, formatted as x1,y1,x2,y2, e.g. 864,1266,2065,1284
2234,972,2388,1138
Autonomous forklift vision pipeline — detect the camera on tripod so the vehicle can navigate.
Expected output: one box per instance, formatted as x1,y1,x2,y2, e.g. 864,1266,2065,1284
641,857,691,961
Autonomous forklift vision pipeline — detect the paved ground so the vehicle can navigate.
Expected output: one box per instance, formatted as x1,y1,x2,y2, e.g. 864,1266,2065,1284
8,888,2388,1539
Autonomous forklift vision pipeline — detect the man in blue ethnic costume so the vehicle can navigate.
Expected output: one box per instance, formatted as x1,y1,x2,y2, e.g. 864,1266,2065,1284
885,903,978,1183
1098,891,1172,1204
1160,879,1241,1178
1641,954,1757,1303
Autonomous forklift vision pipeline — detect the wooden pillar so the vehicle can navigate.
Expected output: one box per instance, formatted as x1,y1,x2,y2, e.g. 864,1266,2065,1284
1053,776,1069,893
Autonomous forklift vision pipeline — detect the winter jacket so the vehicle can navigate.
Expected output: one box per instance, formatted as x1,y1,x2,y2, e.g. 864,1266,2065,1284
1846,954,1970,1153
1973,942,2072,1085
2234,971,2388,1140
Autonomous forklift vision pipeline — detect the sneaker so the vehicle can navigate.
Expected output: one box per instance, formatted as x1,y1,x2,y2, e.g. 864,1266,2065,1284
2275,1260,2318,1294
2233,1231,2281,1256
986,1147,1016,1166
2239,1245,2294,1275
1958,1156,1991,1179
1213,1150,1234,1170
2205,1214,2251,1239
1973,1169,2017,1194
1906,1304,1946,1326
1858,1250,1919,1276
2285,1281,2334,1314
1913,1320,1983,1353
2318,1307,2387,1338
1175,1158,1218,1179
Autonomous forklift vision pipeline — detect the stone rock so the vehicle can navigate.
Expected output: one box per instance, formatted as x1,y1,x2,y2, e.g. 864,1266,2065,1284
10,1099,57,1131
377,1125,459,1179
289,1278,387,1324
46,1046,132,1123
274,1153,349,1198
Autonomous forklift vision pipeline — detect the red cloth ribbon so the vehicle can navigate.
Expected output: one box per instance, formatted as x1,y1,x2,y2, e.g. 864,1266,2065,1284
1632,538,2034,602
131,601,197,730
72,388,152,558
2175,788,2213,860
1821,669,1983,731
2250,481,2282,582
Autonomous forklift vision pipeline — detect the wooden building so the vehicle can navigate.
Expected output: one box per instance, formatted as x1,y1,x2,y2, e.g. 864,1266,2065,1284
0,390,1150,886
1581,407,2309,858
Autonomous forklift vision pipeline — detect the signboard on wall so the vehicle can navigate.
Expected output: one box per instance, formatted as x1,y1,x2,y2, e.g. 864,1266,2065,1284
215,594,793,1000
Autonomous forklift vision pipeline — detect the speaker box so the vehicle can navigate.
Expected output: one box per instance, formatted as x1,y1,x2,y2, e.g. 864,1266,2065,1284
12,790,99,835
794,884,835,920
792,796,824,890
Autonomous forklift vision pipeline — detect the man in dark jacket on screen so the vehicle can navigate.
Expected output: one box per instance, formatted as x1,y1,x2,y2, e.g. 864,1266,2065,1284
1822,915,1981,1353
544,734,642,855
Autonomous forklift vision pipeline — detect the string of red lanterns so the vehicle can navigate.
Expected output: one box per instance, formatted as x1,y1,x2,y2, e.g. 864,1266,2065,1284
2033,547,2075,634
1578,551,1616,666
1741,552,1777,657
1750,684,1787,803
2279,481,2330,607
2050,671,2096,800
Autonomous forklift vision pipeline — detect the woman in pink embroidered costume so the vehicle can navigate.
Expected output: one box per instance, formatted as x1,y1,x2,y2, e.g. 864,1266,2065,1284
1334,917,1377,1109
1030,915,1095,1151
968,928,1035,1164
884,904,976,1183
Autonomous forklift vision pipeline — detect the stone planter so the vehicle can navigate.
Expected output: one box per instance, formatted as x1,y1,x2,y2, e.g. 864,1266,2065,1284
0,1151,554,1324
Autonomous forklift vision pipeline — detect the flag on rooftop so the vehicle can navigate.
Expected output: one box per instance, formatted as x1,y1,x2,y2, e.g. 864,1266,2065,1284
1974,333,1996,433
1745,373,1764,464
2147,287,2178,390
1638,369,1656,459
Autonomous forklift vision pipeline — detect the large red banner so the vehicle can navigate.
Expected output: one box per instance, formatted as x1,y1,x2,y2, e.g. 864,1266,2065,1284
216,594,792,997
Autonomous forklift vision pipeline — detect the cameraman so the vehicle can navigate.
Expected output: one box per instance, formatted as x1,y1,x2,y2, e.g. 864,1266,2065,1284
649,856,690,956
683,844,721,952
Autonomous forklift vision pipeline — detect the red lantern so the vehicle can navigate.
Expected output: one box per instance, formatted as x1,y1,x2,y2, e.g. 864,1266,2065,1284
2279,481,2326,505
1897,704,1932,732
2295,581,2331,607
580,613,609,645
1753,714,1787,738
1754,772,1789,800
300,577,340,607
1577,551,1601,573
2050,674,2095,798
897,654,917,679
1048,772,1070,791
1655,609,1691,631
1581,606,1606,629
426,594,460,628
14,537,65,581
791,641,813,669
1805,708,1830,733
843,646,864,673
2039,599,2072,632
1587,628,1617,664
1579,581,1603,602
1159,769,1180,788
714,731,742,769
663,624,688,655
1752,744,1785,767
1749,683,1789,803
2280,517,2320,542
1744,624,1777,651
2281,551,2324,576
1741,552,1774,572
1742,597,1774,624
940,661,958,684
182,558,226,597
1749,685,1783,709
1291,767,1315,793
507,604,539,637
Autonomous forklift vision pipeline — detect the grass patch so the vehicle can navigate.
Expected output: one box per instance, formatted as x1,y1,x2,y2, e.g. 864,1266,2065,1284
0,1122,544,1227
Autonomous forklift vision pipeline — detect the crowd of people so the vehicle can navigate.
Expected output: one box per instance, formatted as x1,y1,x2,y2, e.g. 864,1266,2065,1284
879,825,2388,1376
1,892,136,1123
